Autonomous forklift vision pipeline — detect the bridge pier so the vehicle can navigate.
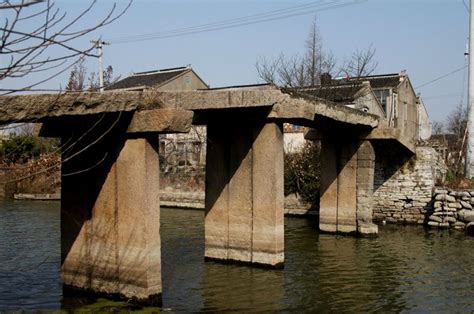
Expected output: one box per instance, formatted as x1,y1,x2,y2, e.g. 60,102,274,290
319,138,378,235
205,121,284,267
61,136,162,304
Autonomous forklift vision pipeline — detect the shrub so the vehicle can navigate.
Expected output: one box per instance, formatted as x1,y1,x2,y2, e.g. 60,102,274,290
284,141,320,205
0,135,58,164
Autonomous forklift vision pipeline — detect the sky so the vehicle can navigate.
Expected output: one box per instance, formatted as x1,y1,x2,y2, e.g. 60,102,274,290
1,0,469,124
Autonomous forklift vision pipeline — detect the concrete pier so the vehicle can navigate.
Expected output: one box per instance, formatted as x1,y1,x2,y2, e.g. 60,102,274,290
60,115,162,304
205,121,284,267
319,138,378,235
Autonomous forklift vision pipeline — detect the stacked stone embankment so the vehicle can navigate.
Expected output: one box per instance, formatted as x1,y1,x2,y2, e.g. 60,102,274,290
428,188,474,231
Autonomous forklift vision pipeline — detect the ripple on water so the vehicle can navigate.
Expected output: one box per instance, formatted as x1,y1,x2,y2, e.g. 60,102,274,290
2,204,474,312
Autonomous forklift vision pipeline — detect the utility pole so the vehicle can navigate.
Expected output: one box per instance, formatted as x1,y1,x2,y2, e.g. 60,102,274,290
466,0,474,177
90,39,110,92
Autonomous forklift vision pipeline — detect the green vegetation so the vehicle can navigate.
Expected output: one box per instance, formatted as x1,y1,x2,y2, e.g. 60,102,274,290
0,134,59,164
284,141,321,205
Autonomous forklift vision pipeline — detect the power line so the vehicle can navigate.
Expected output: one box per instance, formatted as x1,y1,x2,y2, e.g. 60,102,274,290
109,0,367,44
110,0,330,42
415,65,468,89
423,93,464,100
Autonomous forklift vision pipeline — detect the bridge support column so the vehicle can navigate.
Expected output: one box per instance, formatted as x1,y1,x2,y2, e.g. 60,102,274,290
205,121,284,267
319,138,377,235
356,141,378,235
61,134,162,304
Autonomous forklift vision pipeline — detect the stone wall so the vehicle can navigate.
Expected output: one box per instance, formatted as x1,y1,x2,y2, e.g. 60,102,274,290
427,189,474,231
373,146,438,224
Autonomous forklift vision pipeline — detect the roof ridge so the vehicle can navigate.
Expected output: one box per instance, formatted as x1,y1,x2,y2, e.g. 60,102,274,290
355,73,400,79
132,66,190,76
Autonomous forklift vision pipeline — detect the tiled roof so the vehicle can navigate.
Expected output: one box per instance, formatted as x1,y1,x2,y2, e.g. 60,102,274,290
294,83,366,102
105,66,189,90
350,74,401,89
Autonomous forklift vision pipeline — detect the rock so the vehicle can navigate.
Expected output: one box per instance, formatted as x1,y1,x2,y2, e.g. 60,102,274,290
434,189,448,194
428,221,439,227
434,207,443,212
461,201,473,209
459,191,471,198
444,217,457,223
466,222,474,235
471,197,474,204
433,201,444,208
446,195,456,202
435,194,446,201
429,215,443,223
470,191,474,197
439,222,450,228
448,202,462,209
458,209,474,222
454,221,466,227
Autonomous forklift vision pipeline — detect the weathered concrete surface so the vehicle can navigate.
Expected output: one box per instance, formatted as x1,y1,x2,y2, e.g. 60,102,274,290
0,91,150,123
205,121,284,267
276,89,379,128
319,138,378,235
305,127,415,154
356,141,378,235
319,139,339,233
319,139,358,233
60,115,161,305
336,141,358,233
127,108,193,133
365,128,415,154
0,86,379,128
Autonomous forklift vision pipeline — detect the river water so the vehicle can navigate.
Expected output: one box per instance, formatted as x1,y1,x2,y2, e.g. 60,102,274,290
1,201,474,312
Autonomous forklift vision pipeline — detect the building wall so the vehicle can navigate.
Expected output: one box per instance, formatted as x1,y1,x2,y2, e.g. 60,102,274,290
284,132,306,153
417,98,432,141
396,77,419,140
353,92,388,126
160,71,208,91
372,146,438,224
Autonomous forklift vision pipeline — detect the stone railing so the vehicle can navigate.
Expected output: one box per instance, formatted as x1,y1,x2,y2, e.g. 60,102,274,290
428,188,474,231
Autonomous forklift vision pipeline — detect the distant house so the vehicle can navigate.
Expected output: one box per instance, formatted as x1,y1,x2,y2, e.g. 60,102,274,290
295,71,432,142
348,71,431,141
296,81,386,123
106,66,209,172
105,65,208,91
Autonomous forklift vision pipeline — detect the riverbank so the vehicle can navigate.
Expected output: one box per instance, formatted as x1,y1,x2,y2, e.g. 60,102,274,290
156,189,317,216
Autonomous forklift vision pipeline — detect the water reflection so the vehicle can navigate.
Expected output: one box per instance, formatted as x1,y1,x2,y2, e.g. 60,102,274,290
1,202,474,312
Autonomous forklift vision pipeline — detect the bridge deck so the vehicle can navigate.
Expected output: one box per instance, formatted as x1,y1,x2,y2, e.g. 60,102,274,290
0,86,378,128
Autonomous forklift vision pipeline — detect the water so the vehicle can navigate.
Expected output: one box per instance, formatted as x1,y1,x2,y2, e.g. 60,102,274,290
1,201,474,312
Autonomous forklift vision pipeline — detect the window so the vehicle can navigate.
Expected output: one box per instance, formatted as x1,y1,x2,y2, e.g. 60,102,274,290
373,89,390,113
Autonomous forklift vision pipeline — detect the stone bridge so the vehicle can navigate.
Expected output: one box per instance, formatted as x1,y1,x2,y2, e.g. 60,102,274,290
0,85,414,304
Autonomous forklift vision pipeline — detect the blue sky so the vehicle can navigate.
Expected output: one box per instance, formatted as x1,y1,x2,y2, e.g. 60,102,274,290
2,0,469,124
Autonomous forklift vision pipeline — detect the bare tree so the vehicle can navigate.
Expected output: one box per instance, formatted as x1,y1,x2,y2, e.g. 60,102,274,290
1,0,132,94
88,65,120,91
256,16,376,88
341,45,378,78
442,104,469,176
432,121,444,135
65,58,87,91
